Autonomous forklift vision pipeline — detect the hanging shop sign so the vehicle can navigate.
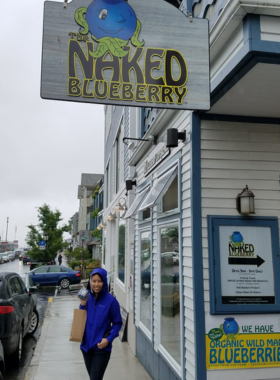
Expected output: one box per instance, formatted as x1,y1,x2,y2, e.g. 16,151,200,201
206,314,280,370
41,0,210,110
208,216,280,314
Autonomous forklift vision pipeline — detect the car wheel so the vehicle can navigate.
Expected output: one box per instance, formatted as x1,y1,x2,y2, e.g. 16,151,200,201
27,309,39,336
60,278,70,289
12,327,23,365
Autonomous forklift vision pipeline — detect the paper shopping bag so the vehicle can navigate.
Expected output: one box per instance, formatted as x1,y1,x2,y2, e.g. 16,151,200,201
69,309,87,342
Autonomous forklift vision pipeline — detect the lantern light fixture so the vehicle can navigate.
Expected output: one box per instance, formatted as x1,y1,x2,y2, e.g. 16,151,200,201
107,211,117,221
114,197,127,213
236,185,255,215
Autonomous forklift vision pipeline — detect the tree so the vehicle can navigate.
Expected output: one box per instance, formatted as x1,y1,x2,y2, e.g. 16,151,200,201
27,204,71,262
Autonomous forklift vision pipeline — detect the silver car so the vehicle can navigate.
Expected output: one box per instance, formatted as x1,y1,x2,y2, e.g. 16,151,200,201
7,251,15,261
0,253,8,263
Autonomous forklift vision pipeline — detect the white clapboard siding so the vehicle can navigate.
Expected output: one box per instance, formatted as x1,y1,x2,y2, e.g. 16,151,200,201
201,120,280,314
124,107,130,180
211,23,244,80
181,127,195,380
134,217,140,327
261,15,280,42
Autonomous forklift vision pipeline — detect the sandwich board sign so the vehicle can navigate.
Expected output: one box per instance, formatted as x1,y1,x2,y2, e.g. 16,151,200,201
41,0,210,110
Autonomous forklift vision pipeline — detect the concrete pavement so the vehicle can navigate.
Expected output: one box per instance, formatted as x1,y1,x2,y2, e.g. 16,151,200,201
24,286,151,380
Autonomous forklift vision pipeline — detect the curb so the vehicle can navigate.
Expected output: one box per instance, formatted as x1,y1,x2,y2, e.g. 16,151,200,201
23,300,53,380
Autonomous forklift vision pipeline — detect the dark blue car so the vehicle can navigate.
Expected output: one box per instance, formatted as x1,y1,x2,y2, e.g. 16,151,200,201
29,265,81,289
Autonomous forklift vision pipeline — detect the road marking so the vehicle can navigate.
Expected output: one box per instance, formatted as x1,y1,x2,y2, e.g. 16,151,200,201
48,297,53,302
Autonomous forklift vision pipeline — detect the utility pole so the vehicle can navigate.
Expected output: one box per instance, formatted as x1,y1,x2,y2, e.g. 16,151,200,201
5,217,9,242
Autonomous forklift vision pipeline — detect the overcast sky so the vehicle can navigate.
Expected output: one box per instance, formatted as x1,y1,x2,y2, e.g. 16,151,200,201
0,0,104,247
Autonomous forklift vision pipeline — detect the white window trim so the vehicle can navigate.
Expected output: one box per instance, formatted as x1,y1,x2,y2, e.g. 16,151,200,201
116,218,126,285
138,165,178,212
157,219,183,379
124,185,150,219
138,228,153,340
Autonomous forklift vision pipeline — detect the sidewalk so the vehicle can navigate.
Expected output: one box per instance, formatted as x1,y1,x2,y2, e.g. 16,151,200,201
24,288,151,380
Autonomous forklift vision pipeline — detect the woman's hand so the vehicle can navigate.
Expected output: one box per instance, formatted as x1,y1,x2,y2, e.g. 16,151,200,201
97,338,109,350
80,298,88,306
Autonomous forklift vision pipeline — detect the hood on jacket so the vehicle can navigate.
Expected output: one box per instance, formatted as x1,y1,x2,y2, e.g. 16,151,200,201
87,267,108,295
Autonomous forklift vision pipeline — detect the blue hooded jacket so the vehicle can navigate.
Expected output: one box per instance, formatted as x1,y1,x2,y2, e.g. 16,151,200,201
79,268,122,353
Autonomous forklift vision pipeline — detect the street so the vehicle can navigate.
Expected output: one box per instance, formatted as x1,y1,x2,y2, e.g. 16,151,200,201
0,259,55,380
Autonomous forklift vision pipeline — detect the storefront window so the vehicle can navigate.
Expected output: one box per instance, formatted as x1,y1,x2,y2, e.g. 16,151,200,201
118,220,126,283
162,175,178,213
140,230,152,331
160,225,180,365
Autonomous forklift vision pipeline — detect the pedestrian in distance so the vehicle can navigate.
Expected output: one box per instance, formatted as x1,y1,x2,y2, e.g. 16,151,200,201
58,253,62,265
79,268,122,380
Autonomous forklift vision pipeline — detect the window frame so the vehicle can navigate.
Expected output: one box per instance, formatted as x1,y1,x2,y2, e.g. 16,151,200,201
157,219,183,378
138,166,178,212
117,218,126,285
138,227,153,339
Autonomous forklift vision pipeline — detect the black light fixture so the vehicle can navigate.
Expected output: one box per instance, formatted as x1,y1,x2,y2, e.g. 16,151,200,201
236,185,255,215
126,179,137,191
166,128,186,148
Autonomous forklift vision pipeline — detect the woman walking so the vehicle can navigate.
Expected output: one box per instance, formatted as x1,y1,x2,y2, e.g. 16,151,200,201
79,268,122,380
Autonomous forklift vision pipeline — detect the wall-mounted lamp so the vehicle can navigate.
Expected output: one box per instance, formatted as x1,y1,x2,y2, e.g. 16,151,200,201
114,197,127,213
126,179,137,191
123,135,157,150
97,224,102,230
236,185,255,215
166,128,186,148
100,219,107,228
107,211,117,221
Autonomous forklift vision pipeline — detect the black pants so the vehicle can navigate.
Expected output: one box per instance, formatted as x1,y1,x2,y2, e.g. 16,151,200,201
82,349,111,380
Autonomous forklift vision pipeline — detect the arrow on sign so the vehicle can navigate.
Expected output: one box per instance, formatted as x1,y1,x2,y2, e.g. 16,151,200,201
228,255,265,267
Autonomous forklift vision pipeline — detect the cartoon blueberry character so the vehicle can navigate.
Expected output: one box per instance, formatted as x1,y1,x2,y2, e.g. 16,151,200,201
223,317,238,335
85,0,137,40
231,231,243,243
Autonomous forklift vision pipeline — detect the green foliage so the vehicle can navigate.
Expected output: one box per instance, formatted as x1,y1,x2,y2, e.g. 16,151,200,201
92,185,100,200
69,260,81,270
26,204,71,262
68,247,91,262
91,229,101,238
91,207,99,219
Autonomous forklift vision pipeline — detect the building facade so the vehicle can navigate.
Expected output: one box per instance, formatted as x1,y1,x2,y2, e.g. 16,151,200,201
101,1,280,380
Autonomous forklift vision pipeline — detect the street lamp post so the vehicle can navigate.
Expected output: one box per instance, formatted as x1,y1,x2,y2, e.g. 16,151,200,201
43,233,49,263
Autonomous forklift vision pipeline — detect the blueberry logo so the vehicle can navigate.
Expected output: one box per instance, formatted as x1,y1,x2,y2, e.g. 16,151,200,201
218,317,240,341
223,318,239,334
229,231,243,246
75,0,144,58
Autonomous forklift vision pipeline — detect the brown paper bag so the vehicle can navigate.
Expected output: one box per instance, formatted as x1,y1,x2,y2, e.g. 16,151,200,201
69,309,87,342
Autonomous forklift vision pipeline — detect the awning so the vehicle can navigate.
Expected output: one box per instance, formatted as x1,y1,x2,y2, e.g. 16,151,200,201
138,166,178,212
124,186,150,219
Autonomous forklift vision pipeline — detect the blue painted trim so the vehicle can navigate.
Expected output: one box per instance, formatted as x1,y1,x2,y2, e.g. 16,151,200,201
210,14,280,108
208,216,280,314
200,114,280,124
191,113,206,380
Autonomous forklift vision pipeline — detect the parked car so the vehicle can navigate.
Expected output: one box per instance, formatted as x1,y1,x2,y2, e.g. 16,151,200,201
29,265,81,289
0,272,39,364
14,249,23,259
20,273,39,307
0,254,9,263
0,340,4,380
0,257,4,265
6,251,15,261
22,255,31,265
